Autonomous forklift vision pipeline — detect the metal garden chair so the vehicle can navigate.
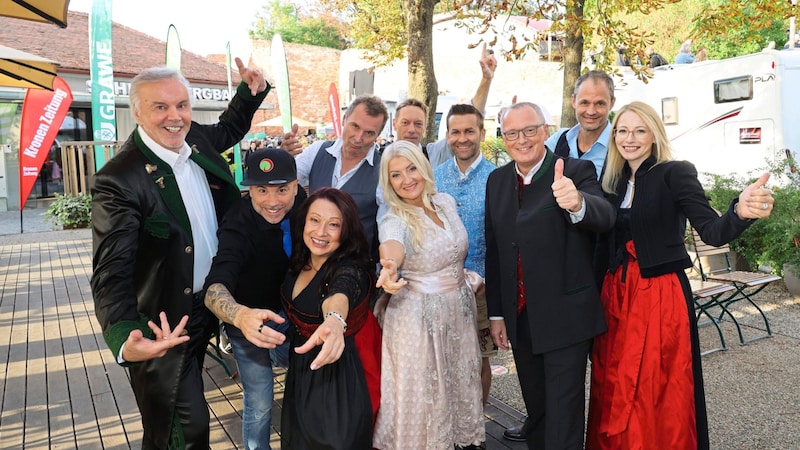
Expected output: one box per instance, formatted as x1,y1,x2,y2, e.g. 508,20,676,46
690,227,780,345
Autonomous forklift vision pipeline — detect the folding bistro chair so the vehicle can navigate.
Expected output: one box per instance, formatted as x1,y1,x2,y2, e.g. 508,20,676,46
690,279,737,355
691,227,781,345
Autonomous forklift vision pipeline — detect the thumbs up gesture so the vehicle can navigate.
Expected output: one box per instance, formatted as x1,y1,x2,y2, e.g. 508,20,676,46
736,172,774,220
551,159,583,213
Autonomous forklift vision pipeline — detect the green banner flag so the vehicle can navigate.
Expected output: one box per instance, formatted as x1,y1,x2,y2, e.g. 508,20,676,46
166,24,182,70
271,34,292,133
89,0,117,169
227,42,244,187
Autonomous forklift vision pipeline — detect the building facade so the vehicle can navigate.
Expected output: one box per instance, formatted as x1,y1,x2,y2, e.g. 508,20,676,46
0,11,271,210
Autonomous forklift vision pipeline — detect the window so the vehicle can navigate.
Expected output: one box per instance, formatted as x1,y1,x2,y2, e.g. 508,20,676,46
661,97,678,125
714,76,753,103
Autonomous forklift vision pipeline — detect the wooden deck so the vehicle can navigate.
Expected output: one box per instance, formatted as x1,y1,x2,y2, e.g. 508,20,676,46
0,236,526,449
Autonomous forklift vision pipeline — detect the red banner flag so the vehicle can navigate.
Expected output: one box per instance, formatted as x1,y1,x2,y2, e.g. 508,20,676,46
19,76,73,209
328,83,342,138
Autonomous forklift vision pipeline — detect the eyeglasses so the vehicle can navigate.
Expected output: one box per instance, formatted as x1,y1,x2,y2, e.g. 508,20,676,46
502,124,546,141
613,128,650,139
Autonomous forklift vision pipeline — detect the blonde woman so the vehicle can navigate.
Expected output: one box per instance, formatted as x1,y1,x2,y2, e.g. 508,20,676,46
373,141,485,449
587,101,773,450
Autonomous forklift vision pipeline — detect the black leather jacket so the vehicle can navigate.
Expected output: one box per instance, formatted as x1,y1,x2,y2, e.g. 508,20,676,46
90,82,267,448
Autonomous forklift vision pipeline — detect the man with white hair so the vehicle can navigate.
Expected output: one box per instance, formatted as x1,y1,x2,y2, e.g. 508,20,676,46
91,59,270,448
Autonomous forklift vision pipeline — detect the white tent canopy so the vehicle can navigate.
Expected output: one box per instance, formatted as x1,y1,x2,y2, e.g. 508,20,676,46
255,115,316,128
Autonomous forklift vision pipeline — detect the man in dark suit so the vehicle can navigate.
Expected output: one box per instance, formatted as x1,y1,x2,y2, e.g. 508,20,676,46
485,102,615,449
506,71,616,443
91,60,269,449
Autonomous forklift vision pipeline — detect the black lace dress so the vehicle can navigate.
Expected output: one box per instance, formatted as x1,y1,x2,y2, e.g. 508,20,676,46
279,260,379,450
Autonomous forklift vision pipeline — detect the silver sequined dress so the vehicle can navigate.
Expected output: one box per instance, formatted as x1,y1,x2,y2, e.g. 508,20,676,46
373,193,484,449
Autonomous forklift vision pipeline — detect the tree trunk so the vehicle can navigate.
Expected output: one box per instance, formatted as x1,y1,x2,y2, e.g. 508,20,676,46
560,0,585,129
404,0,439,144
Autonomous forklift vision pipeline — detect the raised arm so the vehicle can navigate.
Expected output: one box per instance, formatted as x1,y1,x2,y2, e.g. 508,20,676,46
471,42,498,114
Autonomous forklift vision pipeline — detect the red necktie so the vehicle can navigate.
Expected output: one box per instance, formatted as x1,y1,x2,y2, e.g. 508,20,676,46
516,174,526,316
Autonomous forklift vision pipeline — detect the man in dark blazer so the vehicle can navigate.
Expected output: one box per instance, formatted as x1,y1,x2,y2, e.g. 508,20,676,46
485,102,615,449
506,71,616,443
91,59,269,449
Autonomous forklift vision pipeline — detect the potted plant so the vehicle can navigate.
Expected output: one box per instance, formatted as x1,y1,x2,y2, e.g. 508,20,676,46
45,192,92,229
701,158,800,294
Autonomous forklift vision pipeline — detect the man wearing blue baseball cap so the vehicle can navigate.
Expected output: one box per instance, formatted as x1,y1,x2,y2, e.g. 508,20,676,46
204,147,307,450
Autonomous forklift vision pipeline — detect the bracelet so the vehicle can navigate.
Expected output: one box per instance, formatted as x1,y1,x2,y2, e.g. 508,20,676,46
324,311,347,332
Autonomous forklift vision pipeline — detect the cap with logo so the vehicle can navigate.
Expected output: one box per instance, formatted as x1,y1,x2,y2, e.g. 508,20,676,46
241,147,297,186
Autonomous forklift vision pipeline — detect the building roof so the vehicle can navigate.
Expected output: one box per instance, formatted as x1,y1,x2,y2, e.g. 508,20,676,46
0,11,237,85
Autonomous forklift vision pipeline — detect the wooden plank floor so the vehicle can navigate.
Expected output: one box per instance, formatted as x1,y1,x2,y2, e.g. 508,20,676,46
0,236,527,449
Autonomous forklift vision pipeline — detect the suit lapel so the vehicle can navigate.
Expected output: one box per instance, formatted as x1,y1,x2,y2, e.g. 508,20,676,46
133,129,192,236
188,144,240,205
532,150,555,184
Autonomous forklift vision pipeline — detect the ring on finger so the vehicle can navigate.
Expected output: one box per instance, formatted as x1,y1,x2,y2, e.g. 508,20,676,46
762,202,769,210
257,323,265,333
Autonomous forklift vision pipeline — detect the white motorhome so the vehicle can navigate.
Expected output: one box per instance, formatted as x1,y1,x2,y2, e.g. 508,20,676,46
614,50,800,177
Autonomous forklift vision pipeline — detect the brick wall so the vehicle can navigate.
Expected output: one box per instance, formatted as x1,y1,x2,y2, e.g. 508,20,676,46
249,41,342,138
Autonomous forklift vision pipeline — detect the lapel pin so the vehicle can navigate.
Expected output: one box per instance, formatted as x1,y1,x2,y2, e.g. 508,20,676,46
191,144,199,154
155,176,165,189
145,164,158,174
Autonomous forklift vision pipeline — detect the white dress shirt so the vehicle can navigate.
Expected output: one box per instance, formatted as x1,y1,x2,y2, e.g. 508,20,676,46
140,129,219,293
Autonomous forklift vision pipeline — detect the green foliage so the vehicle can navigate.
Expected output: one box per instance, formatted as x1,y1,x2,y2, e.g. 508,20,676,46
45,193,91,229
221,149,239,175
309,0,799,130
250,0,346,49
701,158,800,277
480,137,510,167
692,1,795,55
339,0,407,66
593,0,789,70
700,19,786,59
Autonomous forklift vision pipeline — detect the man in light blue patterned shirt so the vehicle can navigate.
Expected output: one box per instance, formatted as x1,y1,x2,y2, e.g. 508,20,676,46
434,104,497,411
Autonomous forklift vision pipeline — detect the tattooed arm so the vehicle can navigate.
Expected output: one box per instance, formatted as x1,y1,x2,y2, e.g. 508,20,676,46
205,283,286,348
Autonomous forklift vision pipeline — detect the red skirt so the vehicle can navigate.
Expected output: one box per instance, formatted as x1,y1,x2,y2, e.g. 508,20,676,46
354,310,382,422
587,240,698,450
